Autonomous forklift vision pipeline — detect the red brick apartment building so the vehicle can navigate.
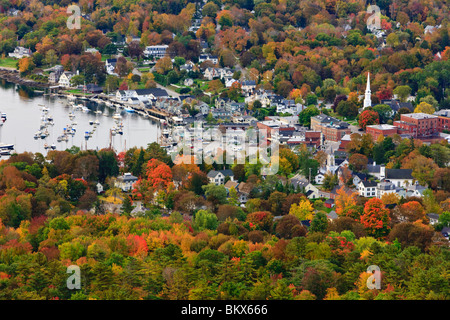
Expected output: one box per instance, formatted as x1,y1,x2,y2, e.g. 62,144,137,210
366,124,398,140
435,109,450,132
310,114,351,142
393,113,438,138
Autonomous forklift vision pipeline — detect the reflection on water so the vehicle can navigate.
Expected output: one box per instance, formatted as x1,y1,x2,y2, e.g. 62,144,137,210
0,81,159,155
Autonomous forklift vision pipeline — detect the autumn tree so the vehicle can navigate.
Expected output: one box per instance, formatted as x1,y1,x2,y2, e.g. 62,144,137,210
360,198,391,239
358,109,379,130
143,158,173,190
289,200,314,221
349,153,368,172
414,101,435,114
335,186,359,219
154,56,173,75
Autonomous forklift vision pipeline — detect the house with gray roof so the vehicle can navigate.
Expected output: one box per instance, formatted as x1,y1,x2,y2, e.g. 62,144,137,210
115,172,138,192
207,169,234,185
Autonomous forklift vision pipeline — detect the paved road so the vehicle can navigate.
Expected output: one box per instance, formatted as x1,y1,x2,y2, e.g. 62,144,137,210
155,82,180,98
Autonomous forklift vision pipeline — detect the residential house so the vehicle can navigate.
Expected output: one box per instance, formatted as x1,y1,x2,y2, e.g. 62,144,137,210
58,71,75,88
48,72,61,84
324,199,335,209
358,180,378,197
143,45,168,58
207,169,234,185
426,213,439,226
366,162,384,180
184,78,194,86
241,80,256,93
203,67,220,80
215,97,231,109
404,183,428,197
199,53,218,64
315,173,325,185
353,172,368,187
219,67,234,80
224,180,239,193
115,172,138,192
130,201,148,217
327,211,338,221
237,182,252,203
8,46,32,59
133,88,169,101
380,99,414,113
376,180,398,198
105,58,117,75
289,176,320,199
116,90,135,101
225,78,239,88
211,108,232,120
96,183,104,194
385,169,414,188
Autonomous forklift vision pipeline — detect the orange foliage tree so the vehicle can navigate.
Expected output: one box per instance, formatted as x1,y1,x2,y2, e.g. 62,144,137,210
360,198,391,239
334,186,359,219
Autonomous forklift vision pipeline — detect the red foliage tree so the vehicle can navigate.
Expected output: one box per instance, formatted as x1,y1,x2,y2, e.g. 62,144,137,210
358,109,379,130
145,158,173,190
360,198,391,239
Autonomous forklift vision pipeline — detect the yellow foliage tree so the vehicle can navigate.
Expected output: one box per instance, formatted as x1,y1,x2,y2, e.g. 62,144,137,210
289,200,314,220
414,101,435,114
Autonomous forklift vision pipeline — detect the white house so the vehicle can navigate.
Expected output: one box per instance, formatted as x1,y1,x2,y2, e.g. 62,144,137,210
358,180,377,197
385,169,414,188
225,78,239,88
133,88,169,100
426,213,440,225
143,45,168,58
105,58,117,75
96,183,104,194
241,80,256,92
116,90,135,101
203,67,220,80
199,53,218,64
207,170,234,185
315,173,325,185
58,71,75,88
184,78,194,86
376,180,398,198
9,46,32,59
115,173,138,192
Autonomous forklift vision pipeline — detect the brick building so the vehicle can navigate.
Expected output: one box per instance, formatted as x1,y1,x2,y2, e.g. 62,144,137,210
310,114,351,142
435,109,450,132
366,124,398,140
393,113,438,138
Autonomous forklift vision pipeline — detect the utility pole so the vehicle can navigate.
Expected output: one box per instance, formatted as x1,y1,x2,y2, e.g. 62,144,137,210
309,167,312,184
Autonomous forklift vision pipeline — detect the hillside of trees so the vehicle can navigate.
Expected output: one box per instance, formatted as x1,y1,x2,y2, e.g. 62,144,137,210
0,140,448,300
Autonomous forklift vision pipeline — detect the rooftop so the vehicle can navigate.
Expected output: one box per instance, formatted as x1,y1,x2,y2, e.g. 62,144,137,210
402,113,438,120
367,124,397,130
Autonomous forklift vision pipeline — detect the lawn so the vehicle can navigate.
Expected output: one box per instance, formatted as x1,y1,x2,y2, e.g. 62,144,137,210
0,57,18,69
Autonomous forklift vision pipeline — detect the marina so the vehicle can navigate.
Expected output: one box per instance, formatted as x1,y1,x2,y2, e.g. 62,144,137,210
0,80,160,155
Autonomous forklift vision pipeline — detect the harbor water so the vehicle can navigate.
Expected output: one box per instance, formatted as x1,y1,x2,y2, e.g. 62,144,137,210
0,80,159,155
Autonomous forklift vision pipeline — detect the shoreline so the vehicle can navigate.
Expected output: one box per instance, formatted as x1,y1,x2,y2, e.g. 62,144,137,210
0,66,50,89
0,68,171,123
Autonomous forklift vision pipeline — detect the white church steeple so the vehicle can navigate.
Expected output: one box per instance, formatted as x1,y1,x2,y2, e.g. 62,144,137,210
363,72,371,109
